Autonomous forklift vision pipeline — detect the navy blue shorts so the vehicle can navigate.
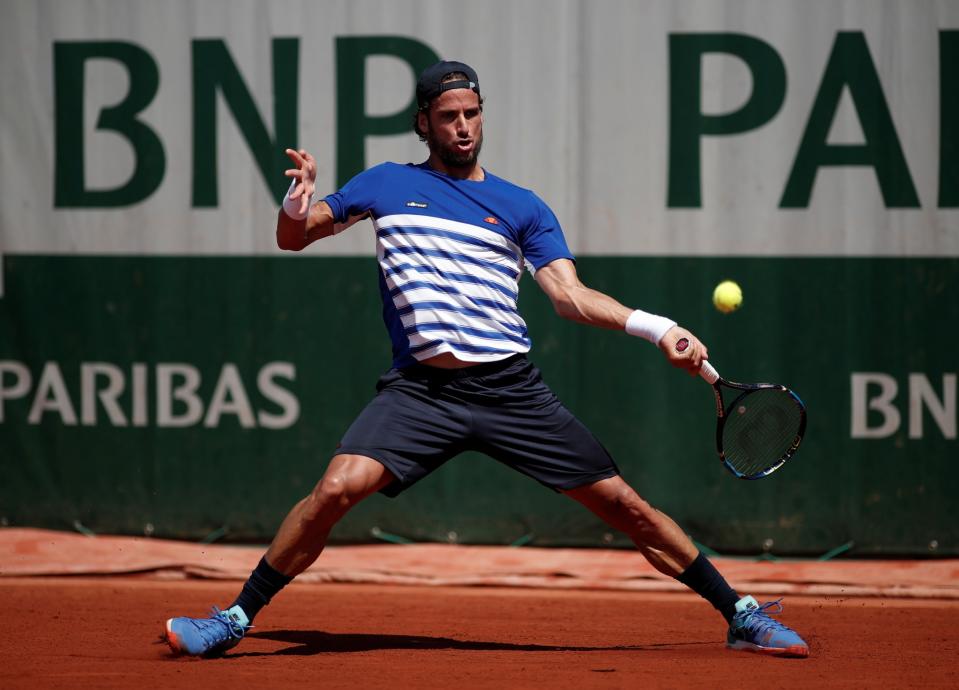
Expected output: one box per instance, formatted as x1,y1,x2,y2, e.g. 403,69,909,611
336,354,620,497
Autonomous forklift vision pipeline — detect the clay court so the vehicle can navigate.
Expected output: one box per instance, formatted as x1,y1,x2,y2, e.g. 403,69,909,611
2,529,956,689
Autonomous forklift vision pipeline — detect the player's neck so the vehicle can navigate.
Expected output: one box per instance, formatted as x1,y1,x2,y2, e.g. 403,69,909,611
425,153,485,181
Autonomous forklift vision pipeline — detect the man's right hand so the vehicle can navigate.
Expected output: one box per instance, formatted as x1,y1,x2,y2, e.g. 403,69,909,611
658,326,709,376
284,148,317,218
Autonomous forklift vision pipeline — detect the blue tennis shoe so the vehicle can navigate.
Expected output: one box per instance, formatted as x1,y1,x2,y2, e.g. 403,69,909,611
165,605,250,657
727,595,809,657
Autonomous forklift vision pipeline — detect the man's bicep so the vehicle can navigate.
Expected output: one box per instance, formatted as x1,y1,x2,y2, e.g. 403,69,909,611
302,200,334,239
309,200,334,224
533,258,580,300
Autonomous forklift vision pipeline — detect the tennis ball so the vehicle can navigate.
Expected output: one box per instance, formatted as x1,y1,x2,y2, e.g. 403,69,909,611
712,280,742,314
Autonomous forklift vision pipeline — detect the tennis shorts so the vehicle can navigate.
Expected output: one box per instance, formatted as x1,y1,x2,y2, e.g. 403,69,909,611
336,354,620,497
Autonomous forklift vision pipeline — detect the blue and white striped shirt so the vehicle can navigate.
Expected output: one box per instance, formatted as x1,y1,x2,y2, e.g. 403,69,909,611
324,162,574,367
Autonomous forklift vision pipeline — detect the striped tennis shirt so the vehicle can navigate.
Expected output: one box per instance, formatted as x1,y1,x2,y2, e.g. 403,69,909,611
324,162,574,368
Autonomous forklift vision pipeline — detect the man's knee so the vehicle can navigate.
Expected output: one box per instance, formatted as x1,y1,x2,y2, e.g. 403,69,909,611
313,473,355,511
305,455,389,517
577,479,657,528
606,487,654,523
571,477,646,514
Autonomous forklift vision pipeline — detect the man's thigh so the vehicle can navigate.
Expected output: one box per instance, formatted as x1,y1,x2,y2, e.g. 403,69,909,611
465,361,620,491
337,369,471,497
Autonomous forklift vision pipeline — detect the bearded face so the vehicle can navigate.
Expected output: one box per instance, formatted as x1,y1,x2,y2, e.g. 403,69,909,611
420,89,484,172
427,125,484,168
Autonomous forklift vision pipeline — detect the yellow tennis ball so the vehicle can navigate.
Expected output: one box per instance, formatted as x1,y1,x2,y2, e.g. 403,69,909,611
713,280,743,314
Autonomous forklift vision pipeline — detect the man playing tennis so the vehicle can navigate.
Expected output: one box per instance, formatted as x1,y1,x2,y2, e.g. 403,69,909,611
164,61,808,658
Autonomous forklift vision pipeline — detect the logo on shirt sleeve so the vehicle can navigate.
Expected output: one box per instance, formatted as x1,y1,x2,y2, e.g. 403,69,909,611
406,201,428,208
484,216,500,225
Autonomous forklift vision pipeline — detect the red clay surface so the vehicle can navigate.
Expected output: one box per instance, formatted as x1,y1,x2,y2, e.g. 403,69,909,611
2,577,956,690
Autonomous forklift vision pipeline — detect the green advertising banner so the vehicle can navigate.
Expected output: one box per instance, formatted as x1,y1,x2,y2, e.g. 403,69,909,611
1,1,957,555
2,255,956,555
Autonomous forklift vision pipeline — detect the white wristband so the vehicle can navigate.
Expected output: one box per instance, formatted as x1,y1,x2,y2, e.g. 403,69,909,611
282,178,311,220
625,309,676,345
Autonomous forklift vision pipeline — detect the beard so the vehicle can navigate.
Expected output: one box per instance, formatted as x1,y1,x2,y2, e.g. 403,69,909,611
427,128,483,169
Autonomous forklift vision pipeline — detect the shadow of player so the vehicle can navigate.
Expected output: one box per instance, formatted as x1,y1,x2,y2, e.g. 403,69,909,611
230,629,713,657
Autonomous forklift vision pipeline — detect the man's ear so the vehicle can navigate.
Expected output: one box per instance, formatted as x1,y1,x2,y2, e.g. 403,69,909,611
416,110,429,136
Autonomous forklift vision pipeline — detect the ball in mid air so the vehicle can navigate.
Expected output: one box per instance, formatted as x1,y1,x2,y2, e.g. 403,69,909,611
712,280,742,314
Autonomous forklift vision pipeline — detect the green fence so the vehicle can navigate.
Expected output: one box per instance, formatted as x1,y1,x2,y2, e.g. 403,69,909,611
1,254,955,556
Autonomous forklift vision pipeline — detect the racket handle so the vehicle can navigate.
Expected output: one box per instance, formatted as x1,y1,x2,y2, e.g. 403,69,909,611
698,360,720,384
674,337,720,384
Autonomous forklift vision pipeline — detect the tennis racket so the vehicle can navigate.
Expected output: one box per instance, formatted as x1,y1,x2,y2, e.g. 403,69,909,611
677,338,807,479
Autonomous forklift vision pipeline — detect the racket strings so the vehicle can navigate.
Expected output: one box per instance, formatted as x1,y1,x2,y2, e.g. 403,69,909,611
722,388,803,477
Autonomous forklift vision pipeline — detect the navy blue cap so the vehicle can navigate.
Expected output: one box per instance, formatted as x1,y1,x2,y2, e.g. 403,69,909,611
415,60,481,109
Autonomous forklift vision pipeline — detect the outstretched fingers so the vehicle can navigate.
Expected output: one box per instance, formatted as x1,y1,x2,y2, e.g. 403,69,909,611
284,148,317,215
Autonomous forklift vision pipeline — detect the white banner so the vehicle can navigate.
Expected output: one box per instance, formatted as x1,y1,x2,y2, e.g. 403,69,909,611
0,0,956,257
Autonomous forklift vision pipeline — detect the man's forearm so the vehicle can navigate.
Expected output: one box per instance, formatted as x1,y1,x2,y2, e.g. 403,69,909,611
276,202,335,251
553,282,678,347
553,283,634,330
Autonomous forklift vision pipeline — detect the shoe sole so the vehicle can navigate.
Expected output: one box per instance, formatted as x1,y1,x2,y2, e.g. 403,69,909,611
164,619,185,654
727,640,809,658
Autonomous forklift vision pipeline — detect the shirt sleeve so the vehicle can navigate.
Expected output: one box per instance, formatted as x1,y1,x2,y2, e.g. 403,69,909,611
322,164,388,224
520,192,576,271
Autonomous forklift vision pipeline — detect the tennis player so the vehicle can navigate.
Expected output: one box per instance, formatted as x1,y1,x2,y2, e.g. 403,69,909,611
164,61,808,658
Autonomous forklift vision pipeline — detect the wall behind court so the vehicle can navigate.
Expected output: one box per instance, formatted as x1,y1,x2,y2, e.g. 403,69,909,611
1,0,956,555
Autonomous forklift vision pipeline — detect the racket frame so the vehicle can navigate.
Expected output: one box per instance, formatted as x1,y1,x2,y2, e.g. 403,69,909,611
698,360,807,480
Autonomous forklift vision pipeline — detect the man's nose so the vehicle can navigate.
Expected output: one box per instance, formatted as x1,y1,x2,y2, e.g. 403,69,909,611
454,114,468,134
